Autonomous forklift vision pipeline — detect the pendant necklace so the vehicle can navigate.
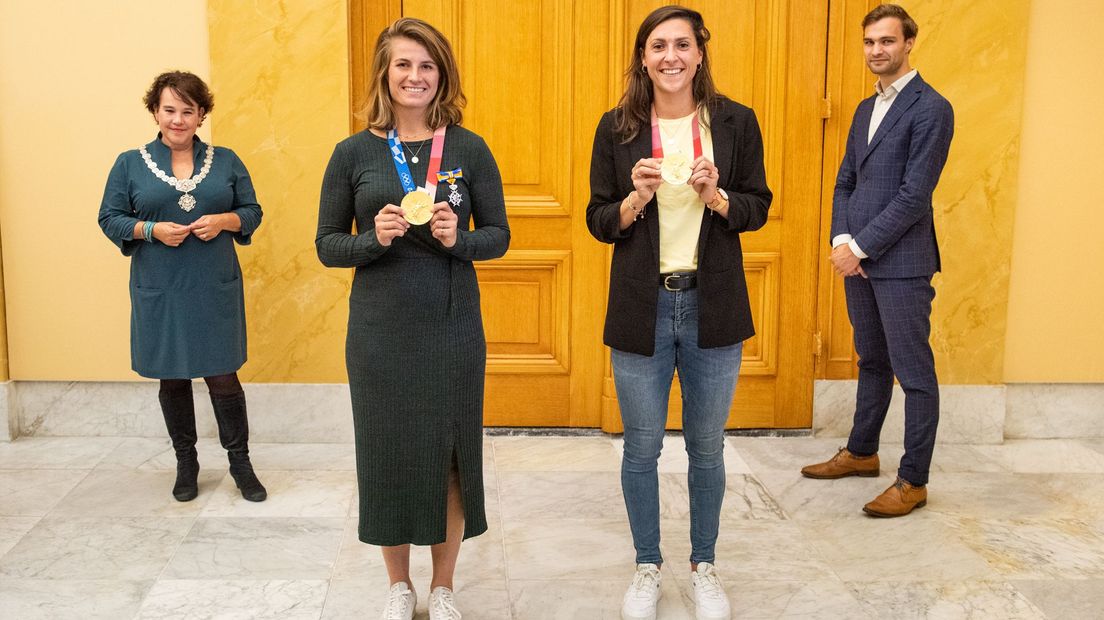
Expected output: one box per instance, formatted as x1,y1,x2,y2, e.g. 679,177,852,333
659,114,692,149
139,144,214,212
403,139,427,164
399,130,431,164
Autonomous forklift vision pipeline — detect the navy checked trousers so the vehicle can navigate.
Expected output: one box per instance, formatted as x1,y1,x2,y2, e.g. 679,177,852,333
844,275,939,486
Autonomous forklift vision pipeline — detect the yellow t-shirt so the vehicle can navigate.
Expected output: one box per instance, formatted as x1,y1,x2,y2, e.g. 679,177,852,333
656,110,714,274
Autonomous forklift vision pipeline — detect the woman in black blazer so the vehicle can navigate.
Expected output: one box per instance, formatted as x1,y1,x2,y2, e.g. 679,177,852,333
586,6,771,620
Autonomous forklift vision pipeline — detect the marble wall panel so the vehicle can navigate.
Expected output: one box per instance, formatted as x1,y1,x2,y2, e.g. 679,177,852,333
1,382,13,440
207,0,352,383
14,382,352,442
1005,384,1104,439
905,0,1032,384
814,380,1005,444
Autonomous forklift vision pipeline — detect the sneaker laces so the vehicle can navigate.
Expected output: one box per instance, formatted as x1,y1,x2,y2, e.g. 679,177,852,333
628,564,661,600
431,587,462,619
383,585,414,620
694,564,725,600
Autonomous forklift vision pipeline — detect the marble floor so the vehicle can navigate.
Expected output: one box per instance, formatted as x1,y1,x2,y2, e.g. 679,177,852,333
2,434,1104,619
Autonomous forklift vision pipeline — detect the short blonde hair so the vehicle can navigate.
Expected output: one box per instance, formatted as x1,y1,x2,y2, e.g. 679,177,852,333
365,18,465,130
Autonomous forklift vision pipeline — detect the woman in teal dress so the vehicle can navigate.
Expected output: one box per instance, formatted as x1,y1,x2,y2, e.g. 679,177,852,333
98,71,267,503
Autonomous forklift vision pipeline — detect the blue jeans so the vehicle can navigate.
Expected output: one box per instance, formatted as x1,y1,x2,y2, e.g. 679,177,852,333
611,287,743,565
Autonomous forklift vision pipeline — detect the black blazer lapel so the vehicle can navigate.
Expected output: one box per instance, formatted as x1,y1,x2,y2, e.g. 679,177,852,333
709,104,736,186
697,104,737,249
860,75,925,167
626,126,661,272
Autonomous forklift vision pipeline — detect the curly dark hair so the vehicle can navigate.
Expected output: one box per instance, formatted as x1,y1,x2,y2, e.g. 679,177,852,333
143,71,214,120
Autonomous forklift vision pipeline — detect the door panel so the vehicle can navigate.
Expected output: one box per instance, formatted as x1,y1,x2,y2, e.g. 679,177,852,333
349,0,827,429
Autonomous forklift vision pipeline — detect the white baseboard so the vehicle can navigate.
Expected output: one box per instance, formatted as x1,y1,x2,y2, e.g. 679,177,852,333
6,380,1102,443
813,380,1006,444
1005,383,1104,439
10,381,354,443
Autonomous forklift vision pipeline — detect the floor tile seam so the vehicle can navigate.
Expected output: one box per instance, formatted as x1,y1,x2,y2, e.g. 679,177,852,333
764,520,861,585
489,437,517,620
134,501,207,615
492,468,622,474
841,579,1053,616
826,574,1013,584
36,467,98,522
84,436,126,469
0,514,44,563
133,579,332,620
0,466,98,472
317,504,353,619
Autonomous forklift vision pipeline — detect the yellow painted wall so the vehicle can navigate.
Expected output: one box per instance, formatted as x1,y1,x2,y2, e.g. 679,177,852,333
904,0,1031,384
0,242,7,382
0,0,211,380
207,0,350,382
1004,0,1104,382
1,1,1098,385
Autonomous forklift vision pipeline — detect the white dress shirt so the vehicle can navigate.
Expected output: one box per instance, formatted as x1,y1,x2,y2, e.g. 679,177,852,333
833,69,919,259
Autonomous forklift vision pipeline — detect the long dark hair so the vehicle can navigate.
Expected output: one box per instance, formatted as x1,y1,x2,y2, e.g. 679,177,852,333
613,5,721,143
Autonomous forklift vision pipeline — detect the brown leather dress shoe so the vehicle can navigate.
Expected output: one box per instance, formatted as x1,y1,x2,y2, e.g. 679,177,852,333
800,448,880,479
863,478,927,517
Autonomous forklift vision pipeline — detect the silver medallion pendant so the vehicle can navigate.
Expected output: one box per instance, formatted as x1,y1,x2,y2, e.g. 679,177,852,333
179,193,197,212
411,156,420,164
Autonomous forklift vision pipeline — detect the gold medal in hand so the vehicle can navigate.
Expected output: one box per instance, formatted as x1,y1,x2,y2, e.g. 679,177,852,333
400,191,433,225
660,152,693,185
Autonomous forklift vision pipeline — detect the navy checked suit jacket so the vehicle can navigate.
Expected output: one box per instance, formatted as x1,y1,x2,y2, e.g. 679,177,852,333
831,73,954,279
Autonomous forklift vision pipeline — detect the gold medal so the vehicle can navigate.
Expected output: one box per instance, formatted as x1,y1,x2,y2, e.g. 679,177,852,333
660,152,692,185
400,191,433,225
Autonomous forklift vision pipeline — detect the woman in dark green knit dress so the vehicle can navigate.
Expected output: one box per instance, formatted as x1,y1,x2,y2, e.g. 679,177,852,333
315,18,508,620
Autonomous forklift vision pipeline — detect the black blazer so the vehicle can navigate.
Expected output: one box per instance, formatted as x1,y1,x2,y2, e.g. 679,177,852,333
586,97,773,356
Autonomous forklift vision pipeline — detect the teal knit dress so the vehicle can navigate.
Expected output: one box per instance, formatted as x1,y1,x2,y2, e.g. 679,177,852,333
98,135,262,379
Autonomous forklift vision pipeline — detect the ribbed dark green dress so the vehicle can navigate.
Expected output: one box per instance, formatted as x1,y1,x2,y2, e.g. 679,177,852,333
316,126,509,546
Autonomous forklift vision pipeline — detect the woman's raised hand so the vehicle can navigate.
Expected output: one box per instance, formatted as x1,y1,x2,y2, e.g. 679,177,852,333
374,204,410,247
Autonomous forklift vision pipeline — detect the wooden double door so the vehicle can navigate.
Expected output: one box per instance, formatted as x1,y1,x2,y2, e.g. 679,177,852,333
352,0,859,430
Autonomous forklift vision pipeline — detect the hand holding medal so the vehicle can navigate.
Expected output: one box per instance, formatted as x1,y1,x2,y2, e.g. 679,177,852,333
429,202,458,248
374,204,410,247
688,155,721,205
630,157,663,202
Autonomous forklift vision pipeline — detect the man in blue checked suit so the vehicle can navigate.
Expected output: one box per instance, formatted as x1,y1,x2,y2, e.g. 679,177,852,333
801,4,954,517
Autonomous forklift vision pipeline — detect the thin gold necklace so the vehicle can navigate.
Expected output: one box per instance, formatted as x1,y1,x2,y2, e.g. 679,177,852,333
398,129,432,164
403,138,428,164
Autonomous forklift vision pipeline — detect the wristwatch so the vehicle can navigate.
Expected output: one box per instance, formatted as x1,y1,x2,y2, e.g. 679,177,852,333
709,188,729,211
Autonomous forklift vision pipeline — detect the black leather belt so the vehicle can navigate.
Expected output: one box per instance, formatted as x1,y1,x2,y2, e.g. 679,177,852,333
660,271,697,291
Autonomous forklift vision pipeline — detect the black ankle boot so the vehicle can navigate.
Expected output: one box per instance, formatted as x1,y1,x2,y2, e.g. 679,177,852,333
211,391,267,502
159,387,200,502
173,460,200,502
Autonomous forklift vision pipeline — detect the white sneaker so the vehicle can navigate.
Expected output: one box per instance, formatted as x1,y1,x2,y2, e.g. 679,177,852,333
380,582,416,620
691,563,731,620
621,563,662,620
429,586,462,620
